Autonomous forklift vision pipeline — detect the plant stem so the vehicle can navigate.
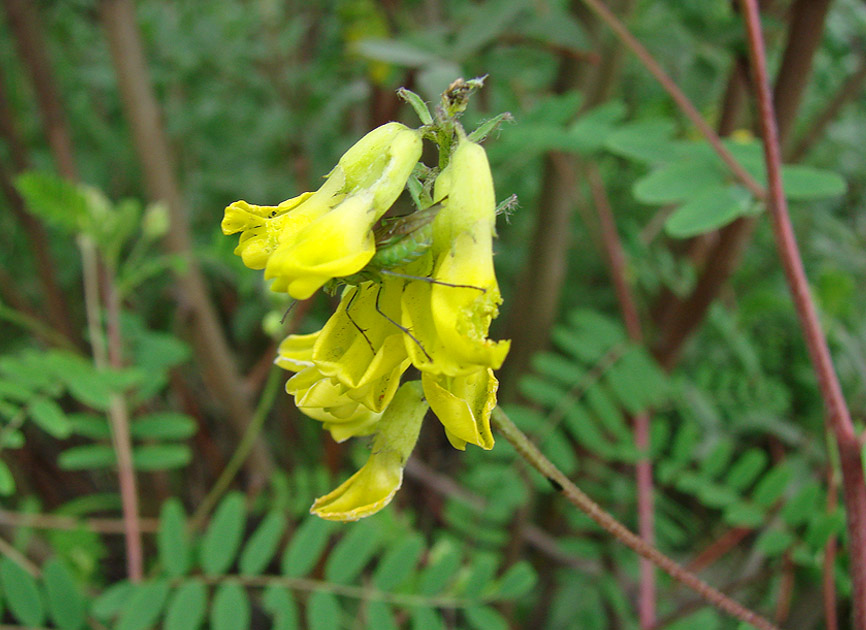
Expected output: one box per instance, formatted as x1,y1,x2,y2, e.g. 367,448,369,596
586,164,655,628
103,265,143,582
738,1,866,627
491,406,780,630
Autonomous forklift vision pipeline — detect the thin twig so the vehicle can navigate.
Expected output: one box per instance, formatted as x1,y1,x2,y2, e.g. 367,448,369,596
0,509,159,534
738,2,866,627
492,406,780,630
586,164,656,628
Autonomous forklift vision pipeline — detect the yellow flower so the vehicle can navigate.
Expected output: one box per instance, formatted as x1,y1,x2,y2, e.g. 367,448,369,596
223,122,422,299
311,381,428,521
312,279,410,412
422,368,497,451
401,137,510,375
285,367,383,442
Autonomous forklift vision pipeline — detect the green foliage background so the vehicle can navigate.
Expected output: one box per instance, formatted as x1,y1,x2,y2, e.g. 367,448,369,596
0,0,865,628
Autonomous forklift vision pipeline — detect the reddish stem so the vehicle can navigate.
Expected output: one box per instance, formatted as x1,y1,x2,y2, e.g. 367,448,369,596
587,165,656,627
739,1,866,627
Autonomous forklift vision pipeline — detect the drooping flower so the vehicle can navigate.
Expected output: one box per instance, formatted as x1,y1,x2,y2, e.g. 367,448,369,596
401,136,510,376
222,122,422,299
311,380,428,521
422,368,498,451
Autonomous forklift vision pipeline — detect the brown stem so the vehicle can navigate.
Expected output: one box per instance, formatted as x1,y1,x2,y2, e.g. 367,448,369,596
492,407,780,630
771,0,833,153
717,56,751,137
824,455,840,630
739,2,866,627
788,58,866,162
98,0,274,482
686,526,752,573
2,0,78,180
103,266,143,582
586,165,656,627
0,7,77,345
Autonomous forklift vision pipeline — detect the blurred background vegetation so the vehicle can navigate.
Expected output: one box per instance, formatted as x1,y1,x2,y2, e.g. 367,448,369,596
0,0,865,628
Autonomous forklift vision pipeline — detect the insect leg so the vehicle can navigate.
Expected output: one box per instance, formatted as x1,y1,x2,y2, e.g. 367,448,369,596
344,286,376,355
374,283,433,363
280,300,298,325
379,269,487,293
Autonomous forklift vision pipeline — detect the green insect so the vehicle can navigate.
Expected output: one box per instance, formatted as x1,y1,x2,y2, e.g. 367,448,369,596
323,201,485,362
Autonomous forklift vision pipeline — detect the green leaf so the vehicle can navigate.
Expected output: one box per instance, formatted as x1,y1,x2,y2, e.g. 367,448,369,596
723,502,765,528
373,533,425,591
633,159,725,204
324,520,383,584
306,591,341,630
355,39,439,67
282,517,332,577
15,172,88,231
68,413,111,439
418,542,462,595
0,459,16,495
262,586,298,630
780,165,846,200
564,101,626,154
804,511,845,549
459,553,499,598
665,185,753,238
781,482,822,527
43,559,86,630
491,561,537,598
604,119,677,163
28,396,73,439
131,413,197,440
0,557,45,627
211,583,250,630
91,581,133,620
164,582,207,630
365,601,398,630
465,605,509,630
755,528,795,556
239,511,286,575
116,579,170,630
158,498,190,577
725,448,768,491
411,607,444,630
201,492,246,575
132,444,191,470
699,439,735,479
752,464,792,507
58,444,116,470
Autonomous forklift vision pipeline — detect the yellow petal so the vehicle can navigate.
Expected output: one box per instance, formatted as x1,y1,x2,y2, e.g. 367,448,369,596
311,381,428,521
275,331,320,372
422,369,497,450
264,195,378,299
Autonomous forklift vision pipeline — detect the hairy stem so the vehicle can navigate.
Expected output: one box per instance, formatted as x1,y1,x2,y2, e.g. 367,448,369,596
586,164,655,628
738,1,866,626
491,406,780,630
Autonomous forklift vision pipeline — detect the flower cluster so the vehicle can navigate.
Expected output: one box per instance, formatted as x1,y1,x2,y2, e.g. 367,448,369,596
223,106,509,521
